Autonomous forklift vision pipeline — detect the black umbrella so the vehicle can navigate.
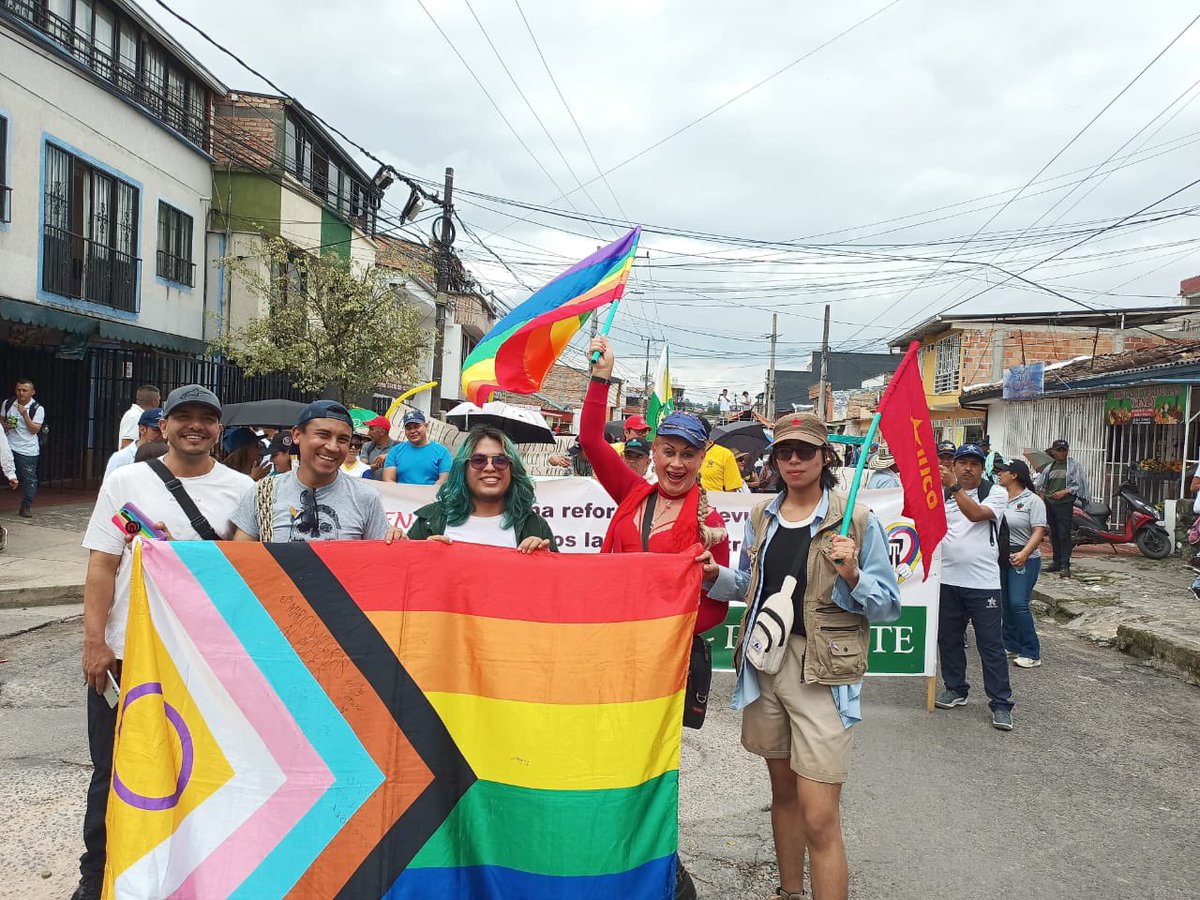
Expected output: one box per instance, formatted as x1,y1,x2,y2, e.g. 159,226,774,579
220,399,308,428
711,419,770,459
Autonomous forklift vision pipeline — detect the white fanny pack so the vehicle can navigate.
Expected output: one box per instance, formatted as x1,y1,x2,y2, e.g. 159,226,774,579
745,575,798,675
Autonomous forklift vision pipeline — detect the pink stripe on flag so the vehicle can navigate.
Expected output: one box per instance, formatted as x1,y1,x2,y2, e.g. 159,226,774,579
140,545,333,899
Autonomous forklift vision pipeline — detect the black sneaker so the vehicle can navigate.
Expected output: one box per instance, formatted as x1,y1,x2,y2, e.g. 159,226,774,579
934,690,967,709
1044,563,1062,573
1058,568,1072,579
992,708,1014,731
71,871,103,900
18,506,31,519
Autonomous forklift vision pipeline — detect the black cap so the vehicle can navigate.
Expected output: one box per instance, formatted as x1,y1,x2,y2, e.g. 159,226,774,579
296,400,353,429
267,432,297,456
1049,439,1069,451
937,440,957,455
1006,459,1032,483
623,437,651,456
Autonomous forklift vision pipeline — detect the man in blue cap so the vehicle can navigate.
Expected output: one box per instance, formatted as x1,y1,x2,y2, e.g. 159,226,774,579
231,399,395,542
103,407,163,479
935,443,1016,731
381,408,453,486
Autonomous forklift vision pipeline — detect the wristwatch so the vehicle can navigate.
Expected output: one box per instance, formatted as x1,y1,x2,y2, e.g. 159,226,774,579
947,483,962,495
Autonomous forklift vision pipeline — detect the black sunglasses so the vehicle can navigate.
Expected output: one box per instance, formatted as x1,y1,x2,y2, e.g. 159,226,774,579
297,488,319,535
468,453,511,471
773,444,822,462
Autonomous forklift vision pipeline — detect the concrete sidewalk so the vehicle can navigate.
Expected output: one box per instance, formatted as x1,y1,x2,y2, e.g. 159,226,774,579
0,493,92,609
1030,546,1200,683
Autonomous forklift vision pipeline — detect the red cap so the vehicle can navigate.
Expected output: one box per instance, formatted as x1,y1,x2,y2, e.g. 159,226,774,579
364,416,391,429
625,414,649,430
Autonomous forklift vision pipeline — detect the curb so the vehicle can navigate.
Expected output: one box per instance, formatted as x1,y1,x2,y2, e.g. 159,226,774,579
0,584,85,610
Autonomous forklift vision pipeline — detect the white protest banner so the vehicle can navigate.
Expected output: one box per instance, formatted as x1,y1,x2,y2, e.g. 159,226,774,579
370,479,939,677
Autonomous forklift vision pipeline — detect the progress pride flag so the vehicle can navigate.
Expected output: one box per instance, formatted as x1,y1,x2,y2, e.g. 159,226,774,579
877,341,947,580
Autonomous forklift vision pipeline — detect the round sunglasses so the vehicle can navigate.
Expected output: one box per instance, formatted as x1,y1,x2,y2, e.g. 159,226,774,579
468,453,511,471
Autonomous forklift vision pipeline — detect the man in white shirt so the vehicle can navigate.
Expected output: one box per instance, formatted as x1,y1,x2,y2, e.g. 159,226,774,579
116,384,160,449
74,385,251,900
935,443,1016,731
2,378,45,518
103,408,163,479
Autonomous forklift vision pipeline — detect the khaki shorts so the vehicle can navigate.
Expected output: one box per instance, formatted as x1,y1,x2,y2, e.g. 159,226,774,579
741,634,853,784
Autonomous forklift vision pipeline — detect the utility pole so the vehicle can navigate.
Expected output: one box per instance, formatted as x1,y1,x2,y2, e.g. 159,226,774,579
429,166,455,416
817,304,831,423
643,336,652,413
766,313,778,419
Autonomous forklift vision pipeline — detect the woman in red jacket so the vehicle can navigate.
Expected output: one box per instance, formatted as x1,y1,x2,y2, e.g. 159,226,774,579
582,337,731,633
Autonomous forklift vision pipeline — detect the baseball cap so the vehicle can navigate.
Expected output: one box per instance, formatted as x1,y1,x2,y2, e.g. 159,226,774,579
137,408,163,428
657,411,708,448
623,437,651,456
991,456,1010,472
954,443,987,462
1006,458,1032,482
163,384,221,416
364,415,391,429
1048,439,1069,451
772,412,828,447
296,399,354,429
267,431,298,456
937,440,957,456
222,426,259,454
624,414,649,431
402,409,426,426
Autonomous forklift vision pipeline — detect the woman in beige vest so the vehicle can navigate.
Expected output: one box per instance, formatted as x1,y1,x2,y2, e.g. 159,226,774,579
700,413,901,900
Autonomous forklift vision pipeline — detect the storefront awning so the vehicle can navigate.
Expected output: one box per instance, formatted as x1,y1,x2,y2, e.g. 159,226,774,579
0,296,207,356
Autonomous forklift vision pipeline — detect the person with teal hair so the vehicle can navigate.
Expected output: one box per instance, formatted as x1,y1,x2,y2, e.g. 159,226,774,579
408,425,557,552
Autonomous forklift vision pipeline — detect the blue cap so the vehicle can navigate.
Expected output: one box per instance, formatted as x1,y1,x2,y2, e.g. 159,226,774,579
656,412,708,449
954,443,987,462
296,399,354,429
402,409,427,426
221,426,259,454
138,408,163,428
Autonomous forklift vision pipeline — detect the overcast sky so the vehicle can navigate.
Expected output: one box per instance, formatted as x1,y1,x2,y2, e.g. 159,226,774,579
150,0,1200,398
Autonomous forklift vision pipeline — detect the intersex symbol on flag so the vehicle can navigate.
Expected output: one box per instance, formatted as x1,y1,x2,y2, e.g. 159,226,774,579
877,341,947,580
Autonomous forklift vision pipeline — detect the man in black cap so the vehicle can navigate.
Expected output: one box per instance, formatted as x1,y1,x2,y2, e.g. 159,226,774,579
1034,438,1089,578
75,384,252,900
231,399,396,542
937,439,957,464
620,435,651,479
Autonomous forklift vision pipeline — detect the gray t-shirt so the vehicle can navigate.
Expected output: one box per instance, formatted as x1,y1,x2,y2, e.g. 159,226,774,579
232,470,390,541
1002,488,1048,548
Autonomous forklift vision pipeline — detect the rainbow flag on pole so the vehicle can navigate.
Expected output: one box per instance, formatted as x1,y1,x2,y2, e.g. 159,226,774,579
105,538,696,899
461,227,641,404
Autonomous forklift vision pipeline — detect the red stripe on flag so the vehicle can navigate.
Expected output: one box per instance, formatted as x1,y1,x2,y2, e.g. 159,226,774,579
877,341,948,580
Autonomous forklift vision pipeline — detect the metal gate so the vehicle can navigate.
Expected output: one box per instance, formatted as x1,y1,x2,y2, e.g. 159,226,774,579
0,344,91,486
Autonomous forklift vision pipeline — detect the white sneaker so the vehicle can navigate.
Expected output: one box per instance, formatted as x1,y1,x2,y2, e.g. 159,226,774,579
1013,656,1042,668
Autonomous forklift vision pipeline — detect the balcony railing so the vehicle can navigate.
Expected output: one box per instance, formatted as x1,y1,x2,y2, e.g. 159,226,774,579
1,0,207,147
0,186,10,224
42,224,139,312
156,249,195,287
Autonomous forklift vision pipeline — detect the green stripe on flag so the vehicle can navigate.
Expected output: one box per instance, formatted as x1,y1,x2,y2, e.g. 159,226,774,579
408,771,679,876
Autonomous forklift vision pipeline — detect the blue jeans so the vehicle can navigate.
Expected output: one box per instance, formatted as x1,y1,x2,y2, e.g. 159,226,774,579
1002,556,1041,660
12,451,38,509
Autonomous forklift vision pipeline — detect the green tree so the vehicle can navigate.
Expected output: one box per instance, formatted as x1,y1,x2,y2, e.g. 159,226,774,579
216,239,432,404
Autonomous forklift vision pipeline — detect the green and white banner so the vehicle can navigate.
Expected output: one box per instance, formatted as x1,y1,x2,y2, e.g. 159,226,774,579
372,479,939,678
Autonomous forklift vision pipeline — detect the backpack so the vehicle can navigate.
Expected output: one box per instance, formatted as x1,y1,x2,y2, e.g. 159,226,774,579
978,478,1012,567
2,399,48,449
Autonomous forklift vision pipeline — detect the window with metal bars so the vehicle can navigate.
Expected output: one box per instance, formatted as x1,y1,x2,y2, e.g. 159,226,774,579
156,202,194,287
0,115,9,223
41,141,140,311
933,335,962,394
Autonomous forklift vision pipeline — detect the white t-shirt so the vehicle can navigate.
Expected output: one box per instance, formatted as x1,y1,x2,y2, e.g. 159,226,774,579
718,396,731,413
118,403,143,444
2,400,45,456
104,442,138,479
81,460,252,656
942,485,1009,590
443,514,518,548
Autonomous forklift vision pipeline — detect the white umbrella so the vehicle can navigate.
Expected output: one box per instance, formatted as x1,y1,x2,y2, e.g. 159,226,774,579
446,400,555,444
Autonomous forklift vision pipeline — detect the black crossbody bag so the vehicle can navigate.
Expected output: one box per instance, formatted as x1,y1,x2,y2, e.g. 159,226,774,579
642,493,712,730
147,459,220,540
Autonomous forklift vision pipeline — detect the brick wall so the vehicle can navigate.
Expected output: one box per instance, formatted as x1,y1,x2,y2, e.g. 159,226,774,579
537,363,622,417
958,327,1170,387
212,94,285,171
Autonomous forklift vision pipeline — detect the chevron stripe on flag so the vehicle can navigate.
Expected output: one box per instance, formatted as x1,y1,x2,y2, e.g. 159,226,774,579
104,539,699,899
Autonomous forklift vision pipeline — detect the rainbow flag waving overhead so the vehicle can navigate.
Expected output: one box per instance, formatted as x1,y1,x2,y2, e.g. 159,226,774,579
105,538,696,899
461,227,641,404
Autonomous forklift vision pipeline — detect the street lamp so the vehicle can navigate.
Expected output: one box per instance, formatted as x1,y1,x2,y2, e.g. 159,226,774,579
370,165,442,233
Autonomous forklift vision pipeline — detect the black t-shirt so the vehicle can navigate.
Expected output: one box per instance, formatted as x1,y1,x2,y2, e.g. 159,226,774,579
761,521,813,635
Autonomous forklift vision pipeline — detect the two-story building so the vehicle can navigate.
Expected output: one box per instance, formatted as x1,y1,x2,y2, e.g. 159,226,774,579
0,0,228,481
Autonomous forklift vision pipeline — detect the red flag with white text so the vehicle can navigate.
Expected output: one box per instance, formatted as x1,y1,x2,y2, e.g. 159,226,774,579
877,341,947,580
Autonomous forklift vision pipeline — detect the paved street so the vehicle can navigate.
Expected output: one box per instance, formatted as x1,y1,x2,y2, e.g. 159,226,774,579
1,609,1197,900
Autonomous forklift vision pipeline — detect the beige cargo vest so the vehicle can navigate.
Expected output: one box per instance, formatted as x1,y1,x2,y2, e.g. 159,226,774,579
733,490,871,686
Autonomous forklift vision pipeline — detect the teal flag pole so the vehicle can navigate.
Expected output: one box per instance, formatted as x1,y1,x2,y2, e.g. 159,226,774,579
834,411,883,561
589,301,621,365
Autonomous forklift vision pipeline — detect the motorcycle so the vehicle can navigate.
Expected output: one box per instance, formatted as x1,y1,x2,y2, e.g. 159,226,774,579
1071,478,1173,560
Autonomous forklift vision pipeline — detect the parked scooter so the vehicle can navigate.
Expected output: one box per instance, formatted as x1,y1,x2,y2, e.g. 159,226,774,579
1071,478,1173,559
